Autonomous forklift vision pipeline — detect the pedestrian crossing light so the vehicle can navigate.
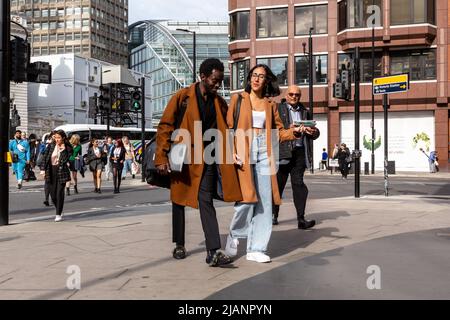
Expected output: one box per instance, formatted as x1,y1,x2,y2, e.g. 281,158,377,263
131,89,141,111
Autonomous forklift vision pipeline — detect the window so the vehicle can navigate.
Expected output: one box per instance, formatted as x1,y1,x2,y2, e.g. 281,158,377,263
257,8,288,38
230,11,250,41
232,59,250,90
256,57,288,86
390,49,436,80
338,52,383,83
338,0,383,31
295,55,328,85
295,5,328,35
391,0,435,25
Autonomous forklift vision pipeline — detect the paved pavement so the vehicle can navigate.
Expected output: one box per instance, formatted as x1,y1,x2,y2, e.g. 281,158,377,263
0,177,449,299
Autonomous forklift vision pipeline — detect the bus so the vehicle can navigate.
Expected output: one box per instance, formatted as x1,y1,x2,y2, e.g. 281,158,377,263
44,124,157,162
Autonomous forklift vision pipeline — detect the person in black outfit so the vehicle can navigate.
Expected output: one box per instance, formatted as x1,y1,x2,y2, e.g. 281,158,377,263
272,85,320,229
40,130,72,222
110,139,126,193
337,143,351,179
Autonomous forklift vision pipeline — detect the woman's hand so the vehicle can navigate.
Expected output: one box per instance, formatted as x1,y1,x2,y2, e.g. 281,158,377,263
234,154,243,168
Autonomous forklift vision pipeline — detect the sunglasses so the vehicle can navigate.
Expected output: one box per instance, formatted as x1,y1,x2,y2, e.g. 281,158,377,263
288,93,301,97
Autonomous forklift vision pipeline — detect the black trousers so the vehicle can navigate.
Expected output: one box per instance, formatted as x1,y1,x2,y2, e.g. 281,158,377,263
172,202,185,246
44,180,51,202
198,164,221,251
112,164,123,191
50,166,65,216
273,147,308,221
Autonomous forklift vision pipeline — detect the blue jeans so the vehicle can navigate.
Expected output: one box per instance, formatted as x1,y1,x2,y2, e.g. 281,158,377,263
229,133,273,253
122,159,133,178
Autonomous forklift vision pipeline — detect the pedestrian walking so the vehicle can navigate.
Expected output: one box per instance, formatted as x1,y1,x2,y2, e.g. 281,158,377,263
40,130,72,222
104,136,114,181
66,134,83,195
271,85,320,229
224,65,304,263
155,58,242,266
110,139,126,193
121,136,135,180
337,143,351,179
40,131,55,206
9,130,31,189
87,138,106,193
321,148,328,170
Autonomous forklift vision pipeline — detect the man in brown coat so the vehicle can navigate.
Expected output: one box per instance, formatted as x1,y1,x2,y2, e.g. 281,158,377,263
155,58,242,267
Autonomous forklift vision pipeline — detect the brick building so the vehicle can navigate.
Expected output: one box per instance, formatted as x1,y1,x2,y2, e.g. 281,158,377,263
228,0,449,171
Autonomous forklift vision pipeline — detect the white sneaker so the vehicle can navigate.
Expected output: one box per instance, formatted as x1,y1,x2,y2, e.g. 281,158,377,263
55,215,63,222
246,252,271,263
224,235,239,257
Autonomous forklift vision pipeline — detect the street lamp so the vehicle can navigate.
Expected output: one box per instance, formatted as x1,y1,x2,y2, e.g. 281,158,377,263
371,0,376,174
176,28,196,83
302,27,314,174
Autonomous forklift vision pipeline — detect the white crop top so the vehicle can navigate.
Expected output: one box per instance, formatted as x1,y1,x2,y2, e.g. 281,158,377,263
252,111,266,129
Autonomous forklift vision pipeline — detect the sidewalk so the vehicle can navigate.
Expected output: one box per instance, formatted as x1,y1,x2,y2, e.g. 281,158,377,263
0,191,449,299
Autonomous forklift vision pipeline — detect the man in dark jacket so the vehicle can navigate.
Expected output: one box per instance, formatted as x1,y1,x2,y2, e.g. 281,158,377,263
272,85,320,229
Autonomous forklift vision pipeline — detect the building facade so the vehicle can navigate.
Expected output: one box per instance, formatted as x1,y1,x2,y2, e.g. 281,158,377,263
228,0,449,172
10,0,129,66
28,54,151,138
128,20,230,126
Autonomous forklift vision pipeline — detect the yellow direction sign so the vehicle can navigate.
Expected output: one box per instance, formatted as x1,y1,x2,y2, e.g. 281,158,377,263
373,74,409,95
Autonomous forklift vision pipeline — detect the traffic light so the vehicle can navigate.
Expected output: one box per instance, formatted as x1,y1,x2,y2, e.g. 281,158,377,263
131,89,141,112
27,62,52,84
341,69,351,101
99,84,112,111
10,37,30,83
333,68,352,101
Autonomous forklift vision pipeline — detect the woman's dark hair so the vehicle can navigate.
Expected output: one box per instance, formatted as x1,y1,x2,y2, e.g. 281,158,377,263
88,138,97,149
54,129,67,140
245,64,280,97
115,139,124,148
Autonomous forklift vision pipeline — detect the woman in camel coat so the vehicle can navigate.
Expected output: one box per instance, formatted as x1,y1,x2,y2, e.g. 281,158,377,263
224,64,304,263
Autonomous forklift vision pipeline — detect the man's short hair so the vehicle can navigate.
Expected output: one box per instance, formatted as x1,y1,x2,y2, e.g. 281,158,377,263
199,58,224,78
15,130,22,134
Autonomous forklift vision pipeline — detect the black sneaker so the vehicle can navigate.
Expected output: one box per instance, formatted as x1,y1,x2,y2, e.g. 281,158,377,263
17,184,22,190
43,201,50,207
172,245,187,260
205,250,232,267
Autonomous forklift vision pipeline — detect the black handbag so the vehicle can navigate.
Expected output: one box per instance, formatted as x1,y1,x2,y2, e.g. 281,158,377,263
12,153,19,163
145,93,189,189
145,138,171,189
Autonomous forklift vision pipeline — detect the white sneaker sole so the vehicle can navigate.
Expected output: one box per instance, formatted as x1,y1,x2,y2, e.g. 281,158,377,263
246,255,271,263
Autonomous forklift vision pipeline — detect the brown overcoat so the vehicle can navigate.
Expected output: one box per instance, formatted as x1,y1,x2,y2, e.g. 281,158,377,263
226,92,297,205
154,83,243,209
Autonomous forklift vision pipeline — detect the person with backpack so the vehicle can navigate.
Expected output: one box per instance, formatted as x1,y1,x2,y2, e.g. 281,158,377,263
154,58,242,267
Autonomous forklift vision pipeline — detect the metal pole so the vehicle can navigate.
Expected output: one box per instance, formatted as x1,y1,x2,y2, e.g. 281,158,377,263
371,0,376,174
383,93,389,197
193,31,196,83
354,47,361,198
141,77,146,183
309,27,314,174
0,1,11,226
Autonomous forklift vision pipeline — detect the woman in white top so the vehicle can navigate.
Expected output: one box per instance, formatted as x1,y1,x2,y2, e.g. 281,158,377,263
224,64,304,263
87,138,106,193
121,136,135,180
40,129,72,222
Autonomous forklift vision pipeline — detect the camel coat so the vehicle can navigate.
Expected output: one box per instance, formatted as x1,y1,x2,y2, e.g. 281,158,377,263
154,83,242,209
226,92,297,205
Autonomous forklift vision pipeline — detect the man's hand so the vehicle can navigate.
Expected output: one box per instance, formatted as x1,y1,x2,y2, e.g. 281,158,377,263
304,127,318,136
156,163,171,175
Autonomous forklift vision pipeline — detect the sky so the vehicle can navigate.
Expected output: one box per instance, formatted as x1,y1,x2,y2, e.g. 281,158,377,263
128,0,229,25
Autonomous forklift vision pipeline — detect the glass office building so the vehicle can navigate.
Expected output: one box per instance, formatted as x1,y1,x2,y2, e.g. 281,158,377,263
129,20,230,126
